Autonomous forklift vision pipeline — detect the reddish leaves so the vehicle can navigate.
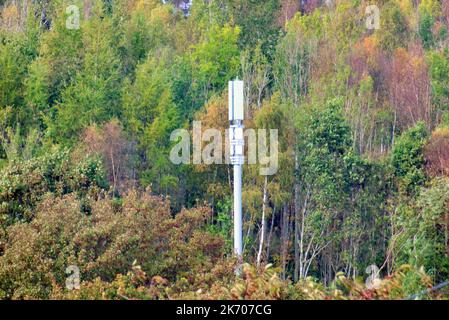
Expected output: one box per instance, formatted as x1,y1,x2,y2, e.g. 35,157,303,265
387,44,434,131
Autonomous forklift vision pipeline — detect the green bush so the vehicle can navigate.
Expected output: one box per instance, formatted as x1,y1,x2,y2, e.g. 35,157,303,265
392,122,429,195
0,148,106,225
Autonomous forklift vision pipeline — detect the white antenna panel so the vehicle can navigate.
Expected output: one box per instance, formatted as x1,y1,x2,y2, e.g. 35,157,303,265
229,80,244,121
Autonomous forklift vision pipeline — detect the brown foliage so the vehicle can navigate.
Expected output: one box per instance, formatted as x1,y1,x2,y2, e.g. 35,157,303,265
277,0,301,28
81,120,135,194
53,263,436,300
0,191,224,299
425,128,449,177
387,43,434,131
196,95,229,131
348,36,394,155
349,36,383,86
350,40,435,132
443,0,449,27
1,3,21,32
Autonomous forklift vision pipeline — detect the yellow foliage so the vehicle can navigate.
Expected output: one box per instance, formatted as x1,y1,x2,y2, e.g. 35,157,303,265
396,0,418,29
419,0,442,18
432,127,449,139
150,4,174,26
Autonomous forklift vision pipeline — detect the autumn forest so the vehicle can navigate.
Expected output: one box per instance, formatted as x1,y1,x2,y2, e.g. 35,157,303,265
1,0,449,300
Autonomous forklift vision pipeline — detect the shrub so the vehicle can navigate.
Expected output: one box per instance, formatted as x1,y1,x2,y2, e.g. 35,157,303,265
0,191,224,299
392,122,429,195
0,148,106,225
425,127,449,177
50,263,440,301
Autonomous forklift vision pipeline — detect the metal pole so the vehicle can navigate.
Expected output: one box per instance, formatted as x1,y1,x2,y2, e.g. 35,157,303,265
234,154,243,257
229,80,244,266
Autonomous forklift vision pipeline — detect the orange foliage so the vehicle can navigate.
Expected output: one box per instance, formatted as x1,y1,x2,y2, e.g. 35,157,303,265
350,36,382,84
196,94,229,131
387,43,433,130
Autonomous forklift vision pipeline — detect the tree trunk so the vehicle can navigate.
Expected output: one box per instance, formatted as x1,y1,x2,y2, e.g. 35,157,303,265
266,206,276,260
257,176,269,266
294,153,300,282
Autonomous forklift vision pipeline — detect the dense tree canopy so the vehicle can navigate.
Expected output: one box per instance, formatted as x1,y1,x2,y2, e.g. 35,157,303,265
0,0,449,300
